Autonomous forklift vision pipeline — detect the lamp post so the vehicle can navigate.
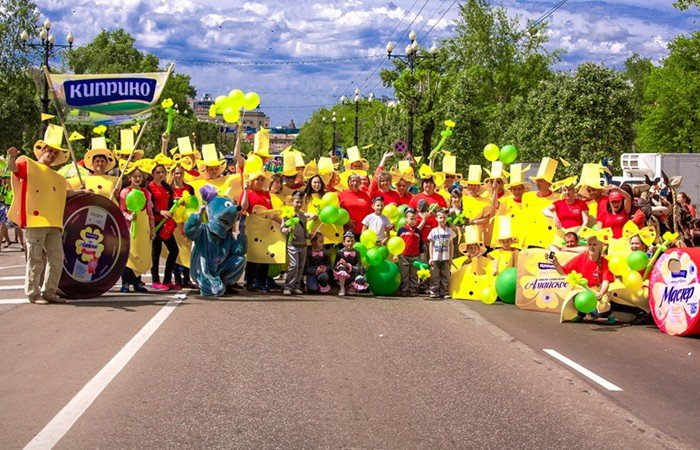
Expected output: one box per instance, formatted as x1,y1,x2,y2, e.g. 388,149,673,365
20,18,74,123
340,88,374,147
386,30,438,157
322,111,345,156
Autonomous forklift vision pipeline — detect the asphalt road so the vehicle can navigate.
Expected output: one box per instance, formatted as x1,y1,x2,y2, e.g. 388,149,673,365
0,247,697,449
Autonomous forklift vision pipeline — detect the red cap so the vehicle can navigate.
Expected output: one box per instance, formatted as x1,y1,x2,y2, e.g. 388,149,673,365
609,191,623,201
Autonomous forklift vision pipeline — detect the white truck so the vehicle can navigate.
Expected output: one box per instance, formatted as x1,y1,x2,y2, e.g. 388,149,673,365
612,153,700,206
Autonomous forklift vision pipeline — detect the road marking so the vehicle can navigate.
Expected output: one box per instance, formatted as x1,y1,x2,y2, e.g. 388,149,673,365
0,299,28,304
0,284,24,291
0,264,26,271
24,297,184,450
0,273,163,282
543,349,623,392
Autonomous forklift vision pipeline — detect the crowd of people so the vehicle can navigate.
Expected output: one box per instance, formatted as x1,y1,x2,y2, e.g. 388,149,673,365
3,123,698,320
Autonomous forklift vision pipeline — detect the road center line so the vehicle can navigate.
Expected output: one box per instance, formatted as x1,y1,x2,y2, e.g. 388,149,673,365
543,349,623,391
23,297,184,450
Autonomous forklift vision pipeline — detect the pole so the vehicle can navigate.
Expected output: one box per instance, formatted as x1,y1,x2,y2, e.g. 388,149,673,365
407,53,416,157
354,100,359,147
332,120,337,155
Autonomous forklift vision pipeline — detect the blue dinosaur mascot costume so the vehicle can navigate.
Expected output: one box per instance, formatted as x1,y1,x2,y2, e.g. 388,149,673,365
185,194,246,297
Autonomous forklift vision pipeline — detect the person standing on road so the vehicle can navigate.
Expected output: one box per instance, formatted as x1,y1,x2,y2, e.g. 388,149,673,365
6,125,89,304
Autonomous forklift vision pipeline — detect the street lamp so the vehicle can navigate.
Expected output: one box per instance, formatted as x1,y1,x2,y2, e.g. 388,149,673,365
386,30,438,156
322,111,345,156
340,88,374,146
20,18,75,120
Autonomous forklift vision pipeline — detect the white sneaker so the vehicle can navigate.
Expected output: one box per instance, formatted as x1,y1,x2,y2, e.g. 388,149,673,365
283,289,292,295
339,290,346,296
292,288,303,295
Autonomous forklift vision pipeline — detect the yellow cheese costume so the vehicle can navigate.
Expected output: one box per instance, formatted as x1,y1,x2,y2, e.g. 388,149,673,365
245,205,286,265
450,226,494,300
521,158,558,248
122,160,156,276
461,165,492,244
483,162,510,247
68,137,119,200
190,143,243,202
577,163,607,225
487,217,520,275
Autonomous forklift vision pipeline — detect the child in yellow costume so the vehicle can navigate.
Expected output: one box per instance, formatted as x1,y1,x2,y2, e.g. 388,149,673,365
460,165,492,244
68,137,119,199
119,161,155,292
450,225,493,300
522,157,559,248
487,216,520,276
483,161,509,247
302,159,343,245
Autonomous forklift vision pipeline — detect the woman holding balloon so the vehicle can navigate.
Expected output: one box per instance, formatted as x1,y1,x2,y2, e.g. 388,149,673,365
302,174,343,245
147,159,179,291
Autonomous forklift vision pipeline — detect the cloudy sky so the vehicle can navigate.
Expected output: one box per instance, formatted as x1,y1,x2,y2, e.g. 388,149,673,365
35,0,698,126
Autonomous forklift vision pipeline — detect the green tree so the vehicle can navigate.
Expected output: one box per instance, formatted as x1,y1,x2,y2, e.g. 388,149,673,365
673,0,699,10
503,63,635,172
0,0,39,74
623,53,654,127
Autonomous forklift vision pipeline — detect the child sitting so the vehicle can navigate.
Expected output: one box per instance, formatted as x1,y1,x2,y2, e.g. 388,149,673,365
362,195,392,246
396,208,428,296
334,231,368,296
306,232,331,293
281,191,309,296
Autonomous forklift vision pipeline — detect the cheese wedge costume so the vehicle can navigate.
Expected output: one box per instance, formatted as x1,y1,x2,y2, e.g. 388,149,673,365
521,157,558,248
9,124,70,229
577,163,606,222
487,216,520,275
450,226,494,300
190,143,243,202
68,137,119,200
460,165,492,244
483,162,510,247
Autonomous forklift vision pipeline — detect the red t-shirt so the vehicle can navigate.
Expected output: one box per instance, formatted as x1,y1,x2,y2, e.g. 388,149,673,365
595,195,609,222
397,225,422,257
13,160,28,227
597,207,629,238
240,189,272,213
409,192,447,241
563,252,614,288
339,189,372,234
553,199,588,228
147,182,172,222
370,188,402,206
172,184,194,199
396,192,412,206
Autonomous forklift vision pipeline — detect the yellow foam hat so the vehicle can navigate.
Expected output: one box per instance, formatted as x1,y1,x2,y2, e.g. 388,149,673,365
346,146,370,171
622,221,656,246
282,153,298,177
390,160,415,184
254,127,271,158
84,137,116,172
458,225,484,253
461,165,483,185
579,226,613,245
417,164,445,186
115,129,144,160
302,158,333,184
484,161,508,181
530,157,558,183
33,124,69,166
551,176,578,192
176,136,195,156
496,216,517,241
441,153,462,179
577,163,605,196
123,158,156,175
505,163,531,189
200,144,225,167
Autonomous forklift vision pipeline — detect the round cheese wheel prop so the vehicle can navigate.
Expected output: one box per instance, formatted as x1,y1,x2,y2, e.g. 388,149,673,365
649,248,700,337
59,193,130,299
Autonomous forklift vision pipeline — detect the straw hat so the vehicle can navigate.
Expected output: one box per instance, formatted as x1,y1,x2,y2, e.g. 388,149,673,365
33,124,69,166
84,137,116,172
529,157,558,183
114,129,144,160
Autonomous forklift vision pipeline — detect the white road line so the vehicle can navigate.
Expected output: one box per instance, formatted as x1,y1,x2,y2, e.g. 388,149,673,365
0,264,26,271
543,349,623,392
0,284,24,291
24,297,184,450
0,299,28,304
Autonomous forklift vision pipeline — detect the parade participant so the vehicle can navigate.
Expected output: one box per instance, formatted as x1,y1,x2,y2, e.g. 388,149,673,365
677,191,696,219
448,186,463,216
148,157,179,291
409,167,447,247
553,231,615,323
369,151,401,205
345,146,370,172
339,173,372,238
397,208,428,296
629,234,650,254
6,125,88,304
546,180,589,233
389,160,415,206
597,187,632,238
119,161,155,293
240,170,275,292
168,162,196,288
71,137,119,199
302,163,342,245
334,231,365,296
190,143,243,202
359,175,371,193
485,162,512,247
306,232,331,293
522,157,559,248
436,152,462,201
487,217,519,275
576,163,608,223
428,209,455,299
0,177,23,251
169,136,201,180
461,165,492,245
362,196,392,246
280,152,305,200
269,173,286,209
281,191,308,296
114,128,144,166
302,173,327,210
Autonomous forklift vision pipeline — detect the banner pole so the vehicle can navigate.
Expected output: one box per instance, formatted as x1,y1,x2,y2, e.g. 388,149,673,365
110,119,149,201
43,66,85,188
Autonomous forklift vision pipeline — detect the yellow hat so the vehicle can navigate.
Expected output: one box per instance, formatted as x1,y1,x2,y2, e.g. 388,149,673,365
176,137,195,156
253,127,271,158
33,124,69,166
576,163,605,197
551,176,578,192
199,144,225,168
484,161,508,181
153,153,174,168
123,158,156,175
282,153,298,177
246,170,271,190
390,160,415,184
505,163,531,190
441,153,462,179
346,146,370,171
458,225,484,253
529,157,558,183
84,137,116,172
302,158,333,184
461,165,483,186
114,129,144,160
496,216,517,242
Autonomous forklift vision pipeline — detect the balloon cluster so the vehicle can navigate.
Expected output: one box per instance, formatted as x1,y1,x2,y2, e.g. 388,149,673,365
314,193,350,226
352,232,401,296
412,260,431,281
565,271,598,313
385,204,410,231
157,191,200,232
125,189,146,238
608,231,680,291
209,90,261,124
483,143,518,164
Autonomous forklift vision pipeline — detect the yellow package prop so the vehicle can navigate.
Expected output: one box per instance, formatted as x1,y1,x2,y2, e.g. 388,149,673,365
68,175,119,201
9,156,69,228
515,249,575,313
245,206,286,264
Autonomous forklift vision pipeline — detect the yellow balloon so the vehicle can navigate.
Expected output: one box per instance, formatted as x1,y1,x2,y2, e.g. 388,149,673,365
383,204,399,222
223,107,240,124
483,143,500,162
481,287,497,304
243,91,261,110
387,236,406,255
624,270,644,291
245,154,263,174
360,229,377,249
321,192,340,208
608,255,627,276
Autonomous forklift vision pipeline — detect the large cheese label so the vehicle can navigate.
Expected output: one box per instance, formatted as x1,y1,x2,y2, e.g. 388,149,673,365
650,249,700,337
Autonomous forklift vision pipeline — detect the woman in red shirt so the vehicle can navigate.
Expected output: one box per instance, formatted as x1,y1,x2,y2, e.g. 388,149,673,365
147,162,179,291
240,172,274,293
408,177,447,246
339,173,372,237
547,183,589,231
597,187,631,238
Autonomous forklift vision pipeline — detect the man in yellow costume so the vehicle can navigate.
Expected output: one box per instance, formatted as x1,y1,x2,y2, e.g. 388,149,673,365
6,125,89,304
522,157,559,248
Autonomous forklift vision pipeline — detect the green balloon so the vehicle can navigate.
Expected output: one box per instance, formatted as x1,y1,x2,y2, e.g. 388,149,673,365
398,204,409,215
125,189,146,213
366,260,401,296
268,264,282,277
335,208,350,226
495,267,518,304
396,217,407,229
499,144,518,164
353,242,368,256
574,290,598,314
319,205,340,224
627,250,649,271
377,246,390,260
365,247,384,266
186,194,200,210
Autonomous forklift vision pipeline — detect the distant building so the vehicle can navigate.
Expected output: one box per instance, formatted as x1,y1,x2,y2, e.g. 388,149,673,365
269,126,300,153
